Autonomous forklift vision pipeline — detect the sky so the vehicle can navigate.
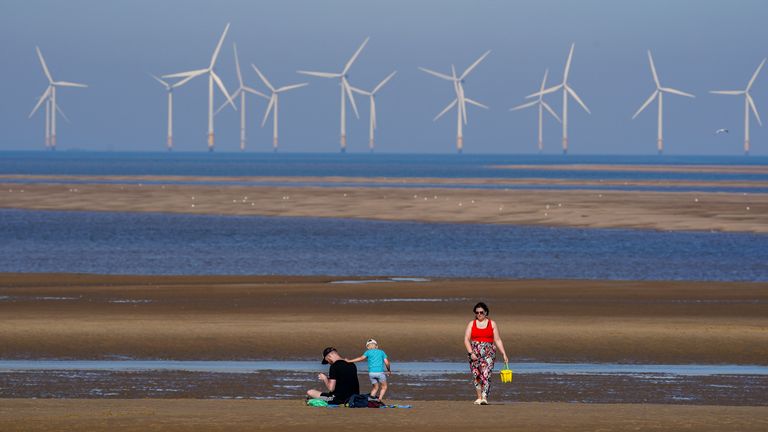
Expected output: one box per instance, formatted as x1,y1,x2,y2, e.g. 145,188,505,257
2,0,768,155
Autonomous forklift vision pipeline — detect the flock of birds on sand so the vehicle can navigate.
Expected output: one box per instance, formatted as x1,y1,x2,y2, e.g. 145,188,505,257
28,23,766,155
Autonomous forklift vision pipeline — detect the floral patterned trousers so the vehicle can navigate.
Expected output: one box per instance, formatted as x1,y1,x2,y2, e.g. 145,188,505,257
469,341,496,398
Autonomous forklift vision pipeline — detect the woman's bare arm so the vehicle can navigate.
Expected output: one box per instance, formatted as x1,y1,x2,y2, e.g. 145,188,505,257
492,320,509,363
464,321,477,360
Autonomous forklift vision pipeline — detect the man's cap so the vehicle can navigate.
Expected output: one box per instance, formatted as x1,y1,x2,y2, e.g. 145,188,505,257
321,347,336,364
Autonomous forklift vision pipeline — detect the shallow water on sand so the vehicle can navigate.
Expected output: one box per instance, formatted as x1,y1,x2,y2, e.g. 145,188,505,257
1,209,766,281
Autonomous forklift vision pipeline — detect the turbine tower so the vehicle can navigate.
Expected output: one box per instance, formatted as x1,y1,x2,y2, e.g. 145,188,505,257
632,50,695,154
150,74,185,151
252,64,308,152
350,71,397,152
527,43,590,154
28,47,87,150
419,51,491,153
298,37,369,152
510,69,561,152
215,44,269,151
710,58,766,155
163,23,235,151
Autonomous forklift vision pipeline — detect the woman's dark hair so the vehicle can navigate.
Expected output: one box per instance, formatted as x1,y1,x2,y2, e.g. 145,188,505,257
473,302,489,316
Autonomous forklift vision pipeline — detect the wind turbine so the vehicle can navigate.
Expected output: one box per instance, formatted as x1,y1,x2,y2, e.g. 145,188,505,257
252,64,308,152
419,50,491,153
527,43,590,154
510,69,561,152
215,44,269,151
150,74,186,151
162,23,235,151
349,71,397,152
297,37,369,152
632,50,695,154
28,46,87,150
710,58,766,155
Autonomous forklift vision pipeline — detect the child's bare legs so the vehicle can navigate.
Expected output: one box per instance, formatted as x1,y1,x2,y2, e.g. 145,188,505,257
378,381,388,400
370,382,380,398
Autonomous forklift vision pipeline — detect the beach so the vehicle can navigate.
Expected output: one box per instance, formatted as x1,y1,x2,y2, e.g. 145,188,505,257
1,175,766,233
2,399,767,432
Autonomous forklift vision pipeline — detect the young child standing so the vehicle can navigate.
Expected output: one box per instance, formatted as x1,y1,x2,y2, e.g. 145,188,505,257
346,338,391,401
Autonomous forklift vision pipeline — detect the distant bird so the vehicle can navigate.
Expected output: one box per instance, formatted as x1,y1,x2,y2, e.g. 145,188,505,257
715,128,729,135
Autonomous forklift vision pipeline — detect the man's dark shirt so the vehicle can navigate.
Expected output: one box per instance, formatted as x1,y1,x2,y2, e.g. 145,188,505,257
327,360,359,404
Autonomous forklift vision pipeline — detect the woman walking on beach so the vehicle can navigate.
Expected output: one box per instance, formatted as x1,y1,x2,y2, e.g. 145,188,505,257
464,302,509,405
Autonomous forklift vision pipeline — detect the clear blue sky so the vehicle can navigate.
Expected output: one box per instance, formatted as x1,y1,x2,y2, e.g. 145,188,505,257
2,0,767,154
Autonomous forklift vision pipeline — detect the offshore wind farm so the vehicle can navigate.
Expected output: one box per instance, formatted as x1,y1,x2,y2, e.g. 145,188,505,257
2,2,768,431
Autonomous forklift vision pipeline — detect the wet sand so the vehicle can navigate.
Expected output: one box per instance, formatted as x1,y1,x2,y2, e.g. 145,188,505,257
1,399,767,432
1,176,767,232
2,274,767,364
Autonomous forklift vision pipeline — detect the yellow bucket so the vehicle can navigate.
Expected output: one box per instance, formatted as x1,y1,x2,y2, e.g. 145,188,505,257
500,363,513,383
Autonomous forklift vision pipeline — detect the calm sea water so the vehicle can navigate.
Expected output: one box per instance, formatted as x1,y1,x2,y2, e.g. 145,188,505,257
1,152,767,181
1,209,765,281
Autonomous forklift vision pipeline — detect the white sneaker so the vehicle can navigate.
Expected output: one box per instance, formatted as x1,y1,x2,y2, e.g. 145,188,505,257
473,398,482,405
480,398,488,405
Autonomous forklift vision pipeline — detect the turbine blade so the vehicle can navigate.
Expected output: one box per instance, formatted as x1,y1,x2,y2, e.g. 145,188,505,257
233,43,243,87
212,71,236,110
564,43,575,82
251,64,275,92
150,73,170,89
215,89,240,115
276,83,308,93
434,99,458,121
748,94,762,126
632,90,658,119
343,37,369,75
348,86,369,95
343,79,359,119
243,86,269,99
566,85,591,114
709,90,744,95
465,98,489,109
661,87,695,98
418,67,454,81
510,100,538,111
173,73,202,88
648,50,660,88
262,95,275,127
526,84,562,99
540,69,549,93
372,71,397,94
747,58,766,91
297,70,341,78
56,104,71,124
29,87,51,118
542,101,562,123
163,69,208,79
35,47,53,83
54,81,87,88
210,23,230,69
460,50,491,80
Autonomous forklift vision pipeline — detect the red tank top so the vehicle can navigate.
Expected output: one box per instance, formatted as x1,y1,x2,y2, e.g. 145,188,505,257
471,319,494,343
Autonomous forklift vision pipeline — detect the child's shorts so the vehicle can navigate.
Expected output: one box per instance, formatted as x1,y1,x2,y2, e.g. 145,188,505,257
369,372,387,384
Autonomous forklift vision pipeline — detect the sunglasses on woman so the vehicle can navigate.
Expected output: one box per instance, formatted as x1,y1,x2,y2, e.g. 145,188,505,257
474,310,486,315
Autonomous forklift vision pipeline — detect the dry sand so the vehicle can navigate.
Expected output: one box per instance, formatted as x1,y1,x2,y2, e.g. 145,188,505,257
1,177,767,232
2,274,766,364
1,399,767,432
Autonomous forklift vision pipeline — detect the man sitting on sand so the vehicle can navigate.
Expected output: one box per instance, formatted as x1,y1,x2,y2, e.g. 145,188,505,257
306,347,360,405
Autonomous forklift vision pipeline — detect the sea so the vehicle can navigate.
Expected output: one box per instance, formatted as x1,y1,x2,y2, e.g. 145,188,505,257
0,151,766,281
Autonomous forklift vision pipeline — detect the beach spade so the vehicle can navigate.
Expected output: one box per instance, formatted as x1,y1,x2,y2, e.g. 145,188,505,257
500,363,513,383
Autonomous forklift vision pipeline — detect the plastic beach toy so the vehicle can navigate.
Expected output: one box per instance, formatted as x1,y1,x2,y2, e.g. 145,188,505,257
500,363,513,383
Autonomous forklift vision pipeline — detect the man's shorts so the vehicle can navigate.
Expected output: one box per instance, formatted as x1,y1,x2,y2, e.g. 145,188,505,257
369,372,387,384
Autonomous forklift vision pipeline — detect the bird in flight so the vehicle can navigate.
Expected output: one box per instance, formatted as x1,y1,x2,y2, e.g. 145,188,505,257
715,128,729,135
